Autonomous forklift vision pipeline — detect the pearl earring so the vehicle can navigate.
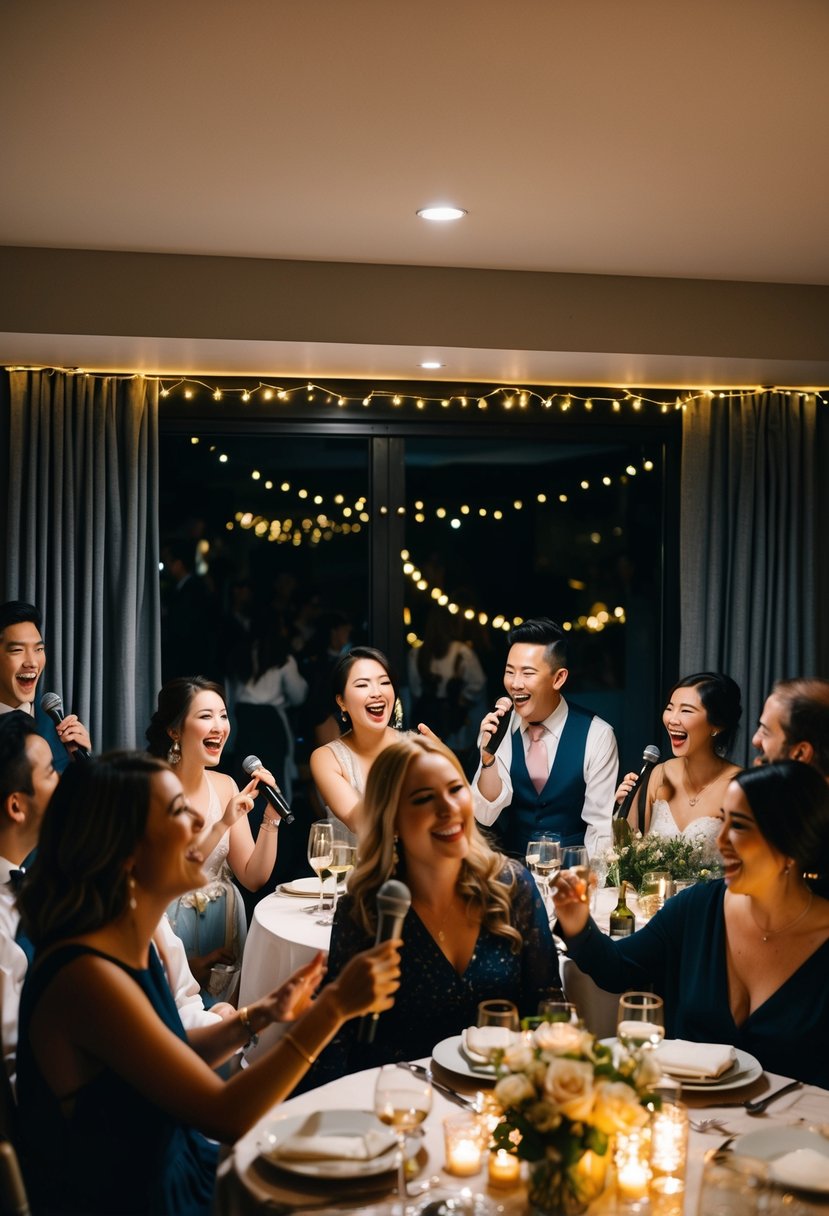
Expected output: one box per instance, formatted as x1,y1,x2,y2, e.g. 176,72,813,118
128,873,138,911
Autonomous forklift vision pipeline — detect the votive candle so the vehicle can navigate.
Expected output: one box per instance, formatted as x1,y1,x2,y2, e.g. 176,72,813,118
487,1148,520,1188
615,1129,652,1210
443,1114,483,1177
649,1102,688,1195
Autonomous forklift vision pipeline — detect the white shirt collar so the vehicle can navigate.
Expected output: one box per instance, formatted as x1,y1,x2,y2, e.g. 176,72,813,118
0,700,34,717
517,695,569,741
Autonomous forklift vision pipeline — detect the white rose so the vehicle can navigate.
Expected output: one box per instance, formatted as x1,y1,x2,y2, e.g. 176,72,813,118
495,1072,536,1108
503,1040,535,1072
591,1081,650,1135
534,1022,593,1057
544,1058,596,1121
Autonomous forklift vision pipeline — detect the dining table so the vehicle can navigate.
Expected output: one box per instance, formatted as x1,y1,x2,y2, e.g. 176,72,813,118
215,1053,829,1214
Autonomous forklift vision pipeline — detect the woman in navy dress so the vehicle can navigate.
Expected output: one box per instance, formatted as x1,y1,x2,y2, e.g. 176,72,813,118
15,752,401,1214
306,734,556,1085
555,760,829,1087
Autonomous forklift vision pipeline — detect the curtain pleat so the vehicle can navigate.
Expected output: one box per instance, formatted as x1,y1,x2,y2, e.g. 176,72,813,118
679,391,825,764
1,369,161,752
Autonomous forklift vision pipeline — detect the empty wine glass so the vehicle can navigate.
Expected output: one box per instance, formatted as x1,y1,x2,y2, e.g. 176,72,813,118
374,1063,432,1215
307,821,334,915
617,991,665,1053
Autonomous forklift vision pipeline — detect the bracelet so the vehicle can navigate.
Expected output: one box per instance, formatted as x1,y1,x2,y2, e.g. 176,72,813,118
238,1005,259,1047
259,816,280,833
283,1031,316,1065
481,754,497,769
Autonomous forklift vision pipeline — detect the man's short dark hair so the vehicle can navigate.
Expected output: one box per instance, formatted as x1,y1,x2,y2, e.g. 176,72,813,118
0,601,42,640
507,617,569,670
0,711,39,802
772,677,829,777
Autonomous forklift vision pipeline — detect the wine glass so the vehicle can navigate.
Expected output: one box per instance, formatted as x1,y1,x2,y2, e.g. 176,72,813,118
327,841,356,917
527,833,561,907
639,870,673,919
306,822,334,915
374,1063,432,1214
561,845,590,904
525,837,543,876
588,850,609,914
617,991,665,1054
537,999,581,1024
465,999,520,1062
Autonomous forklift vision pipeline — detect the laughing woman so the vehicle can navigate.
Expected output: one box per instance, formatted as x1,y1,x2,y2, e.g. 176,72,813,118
146,676,280,1002
556,760,829,1087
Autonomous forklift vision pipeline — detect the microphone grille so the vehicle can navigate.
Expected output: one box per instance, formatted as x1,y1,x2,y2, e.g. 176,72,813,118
241,754,262,776
495,696,513,711
40,691,63,714
643,744,660,764
376,878,412,917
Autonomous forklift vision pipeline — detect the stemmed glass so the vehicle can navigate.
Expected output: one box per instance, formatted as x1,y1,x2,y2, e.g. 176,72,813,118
561,845,590,904
527,833,561,908
374,1063,432,1215
325,841,356,920
466,999,520,1062
306,822,334,916
617,991,665,1054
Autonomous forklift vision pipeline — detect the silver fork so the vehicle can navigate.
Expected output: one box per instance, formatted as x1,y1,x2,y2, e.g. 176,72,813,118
690,1117,734,1134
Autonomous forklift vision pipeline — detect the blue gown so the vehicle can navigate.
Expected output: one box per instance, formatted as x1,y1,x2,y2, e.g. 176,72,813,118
16,944,218,1215
561,880,829,1089
303,861,557,1086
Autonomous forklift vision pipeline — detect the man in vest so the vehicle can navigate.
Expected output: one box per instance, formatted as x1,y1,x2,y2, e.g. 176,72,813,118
472,618,618,858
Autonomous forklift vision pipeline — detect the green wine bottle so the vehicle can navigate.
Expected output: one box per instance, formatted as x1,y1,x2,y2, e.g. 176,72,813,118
609,880,636,938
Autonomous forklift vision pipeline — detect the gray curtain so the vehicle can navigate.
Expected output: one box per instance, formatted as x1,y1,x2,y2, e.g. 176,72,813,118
678,390,829,764
0,368,161,751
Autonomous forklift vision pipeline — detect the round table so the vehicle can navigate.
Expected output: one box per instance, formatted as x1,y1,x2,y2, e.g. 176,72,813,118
239,889,334,1061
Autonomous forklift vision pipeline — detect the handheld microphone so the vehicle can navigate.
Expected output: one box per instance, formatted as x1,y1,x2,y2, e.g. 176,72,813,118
614,744,660,820
482,696,513,757
40,692,92,761
358,879,411,1043
241,754,295,824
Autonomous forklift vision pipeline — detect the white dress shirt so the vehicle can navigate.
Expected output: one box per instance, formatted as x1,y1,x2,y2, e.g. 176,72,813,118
0,855,29,1092
155,914,221,1031
472,696,618,857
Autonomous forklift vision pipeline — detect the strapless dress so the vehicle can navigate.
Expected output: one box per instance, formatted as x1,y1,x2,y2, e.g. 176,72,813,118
648,799,721,862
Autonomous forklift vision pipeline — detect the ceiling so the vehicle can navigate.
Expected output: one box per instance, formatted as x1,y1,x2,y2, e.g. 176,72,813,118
2,0,829,386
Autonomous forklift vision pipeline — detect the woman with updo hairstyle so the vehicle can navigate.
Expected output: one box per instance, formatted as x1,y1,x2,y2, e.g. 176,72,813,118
309,645,404,839
615,671,743,859
147,676,279,1002
15,752,400,1215
556,759,829,1086
303,733,556,1084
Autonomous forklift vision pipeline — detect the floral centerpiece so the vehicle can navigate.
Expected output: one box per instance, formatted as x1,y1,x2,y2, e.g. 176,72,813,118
491,1020,658,1215
604,818,721,892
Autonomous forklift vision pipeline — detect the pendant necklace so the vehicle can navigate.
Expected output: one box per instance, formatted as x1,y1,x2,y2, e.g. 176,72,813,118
751,891,813,943
686,766,724,806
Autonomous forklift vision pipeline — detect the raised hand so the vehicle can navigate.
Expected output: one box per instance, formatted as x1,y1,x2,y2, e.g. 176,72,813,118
614,771,640,805
328,939,402,1020
221,777,259,829
260,951,327,1023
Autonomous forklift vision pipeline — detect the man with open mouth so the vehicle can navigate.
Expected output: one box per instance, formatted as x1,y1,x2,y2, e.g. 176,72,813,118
752,676,829,778
471,617,618,859
0,600,91,772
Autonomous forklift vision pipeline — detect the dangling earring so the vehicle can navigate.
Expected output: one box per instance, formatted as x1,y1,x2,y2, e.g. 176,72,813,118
392,835,400,871
338,706,349,728
127,873,138,911
393,697,404,730
167,738,181,766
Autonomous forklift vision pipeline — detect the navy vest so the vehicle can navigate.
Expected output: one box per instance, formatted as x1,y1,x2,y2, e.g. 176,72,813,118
498,701,593,857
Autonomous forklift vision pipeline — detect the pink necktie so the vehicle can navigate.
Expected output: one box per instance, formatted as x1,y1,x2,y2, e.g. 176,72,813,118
527,723,548,794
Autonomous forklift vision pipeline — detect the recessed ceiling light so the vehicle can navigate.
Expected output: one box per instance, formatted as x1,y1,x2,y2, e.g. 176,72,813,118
420,361,444,369
416,206,467,222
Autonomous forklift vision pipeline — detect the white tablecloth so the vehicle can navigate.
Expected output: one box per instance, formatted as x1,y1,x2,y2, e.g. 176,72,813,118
216,1057,829,1215
239,890,333,1061
559,886,628,1039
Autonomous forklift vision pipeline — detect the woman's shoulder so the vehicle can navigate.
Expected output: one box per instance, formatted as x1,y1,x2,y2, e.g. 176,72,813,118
206,769,237,802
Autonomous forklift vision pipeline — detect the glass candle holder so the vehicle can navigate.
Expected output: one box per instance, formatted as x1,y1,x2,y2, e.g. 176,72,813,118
443,1113,483,1177
487,1148,521,1188
649,1102,688,1196
474,1090,502,1140
615,1128,652,1212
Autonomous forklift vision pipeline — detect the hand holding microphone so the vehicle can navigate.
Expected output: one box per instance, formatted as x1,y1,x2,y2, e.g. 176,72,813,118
614,745,660,820
358,879,410,1043
480,696,513,761
40,692,92,761
242,754,295,824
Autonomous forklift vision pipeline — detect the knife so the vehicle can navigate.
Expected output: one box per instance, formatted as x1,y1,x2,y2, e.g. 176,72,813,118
403,1062,478,1110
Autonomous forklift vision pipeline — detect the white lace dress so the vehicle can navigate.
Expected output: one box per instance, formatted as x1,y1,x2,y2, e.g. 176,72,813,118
648,799,722,863
166,778,247,1003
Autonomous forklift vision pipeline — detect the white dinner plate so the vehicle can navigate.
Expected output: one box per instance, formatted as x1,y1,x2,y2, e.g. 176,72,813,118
259,1109,398,1179
432,1034,497,1080
733,1126,829,1193
278,876,336,898
600,1040,763,1092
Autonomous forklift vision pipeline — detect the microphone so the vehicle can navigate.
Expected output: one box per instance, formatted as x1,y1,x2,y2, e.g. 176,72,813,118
241,754,295,824
358,879,411,1044
482,696,513,757
40,692,92,761
614,744,660,820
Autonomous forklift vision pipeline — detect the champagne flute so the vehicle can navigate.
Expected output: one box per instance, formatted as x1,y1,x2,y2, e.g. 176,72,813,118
525,837,543,876
374,1063,432,1214
306,822,334,915
465,999,520,1062
617,991,665,1053
561,845,590,904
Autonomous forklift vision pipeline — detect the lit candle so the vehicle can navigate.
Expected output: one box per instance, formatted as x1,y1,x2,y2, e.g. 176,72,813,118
443,1115,483,1177
650,1103,688,1194
615,1130,652,1208
487,1149,520,1188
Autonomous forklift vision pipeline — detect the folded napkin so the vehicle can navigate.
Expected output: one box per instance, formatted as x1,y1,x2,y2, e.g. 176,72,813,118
654,1039,736,1079
460,1029,497,1072
772,1148,829,1191
271,1128,396,1162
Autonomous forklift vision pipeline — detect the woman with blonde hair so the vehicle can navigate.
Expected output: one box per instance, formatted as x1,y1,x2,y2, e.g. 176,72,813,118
304,733,556,1083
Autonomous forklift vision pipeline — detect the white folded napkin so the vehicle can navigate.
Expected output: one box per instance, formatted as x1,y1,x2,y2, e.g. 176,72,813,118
654,1039,736,1079
271,1128,396,1162
772,1147,829,1191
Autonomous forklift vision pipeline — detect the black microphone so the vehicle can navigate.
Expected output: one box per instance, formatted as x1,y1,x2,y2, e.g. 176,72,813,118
40,692,92,761
241,754,295,824
482,696,513,757
358,879,411,1044
614,744,660,820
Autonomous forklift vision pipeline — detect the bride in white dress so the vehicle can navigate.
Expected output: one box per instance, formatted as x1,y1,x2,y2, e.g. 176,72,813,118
615,672,743,862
